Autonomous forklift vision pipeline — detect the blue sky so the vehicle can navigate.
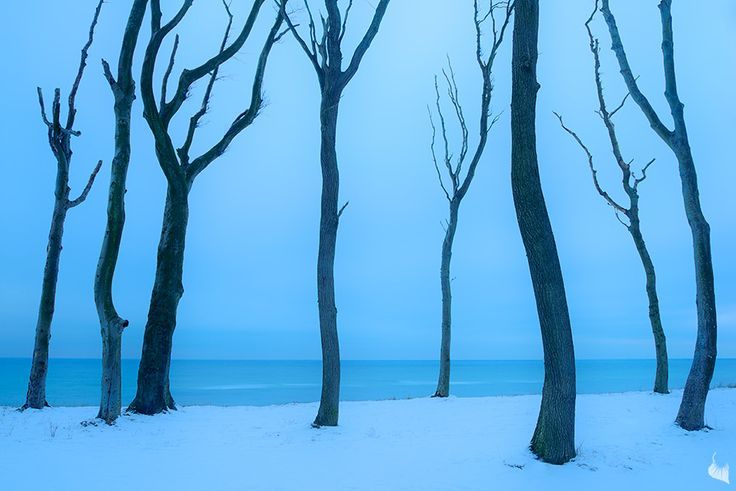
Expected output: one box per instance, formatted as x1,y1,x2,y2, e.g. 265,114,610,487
0,0,734,360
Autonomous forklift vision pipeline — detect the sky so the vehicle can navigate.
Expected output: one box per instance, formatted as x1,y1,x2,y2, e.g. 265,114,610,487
0,0,734,361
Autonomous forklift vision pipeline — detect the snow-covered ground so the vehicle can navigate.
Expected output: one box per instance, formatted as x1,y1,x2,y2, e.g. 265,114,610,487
1,389,735,490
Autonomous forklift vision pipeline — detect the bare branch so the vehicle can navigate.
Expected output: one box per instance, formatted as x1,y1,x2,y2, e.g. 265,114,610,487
614,210,631,229
67,0,104,130
634,158,656,188
337,200,349,218
658,0,686,134
138,0,194,182
453,0,513,201
339,0,354,44
101,59,117,90
341,0,390,87
600,0,674,144
68,160,103,208
186,5,286,182
277,0,324,83
554,112,629,214
37,87,52,128
442,59,469,179
585,5,631,180
160,34,180,111
161,0,266,126
179,2,234,164
433,76,457,191
428,106,451,203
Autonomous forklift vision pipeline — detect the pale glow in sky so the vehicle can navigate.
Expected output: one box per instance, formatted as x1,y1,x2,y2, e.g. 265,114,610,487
0,0,734,360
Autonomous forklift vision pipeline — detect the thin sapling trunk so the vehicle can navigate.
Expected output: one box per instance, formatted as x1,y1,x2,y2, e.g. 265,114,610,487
427,1,513,398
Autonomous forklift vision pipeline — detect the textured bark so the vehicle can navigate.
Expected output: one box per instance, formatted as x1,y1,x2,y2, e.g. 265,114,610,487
511,0,576,465
280,0,390,427
25,183,70,409
601,0,717,430
128,186,188,414
434,201,458,398
314,89,342,427
128,0,284,415
672,144,717,429
95,0,148,424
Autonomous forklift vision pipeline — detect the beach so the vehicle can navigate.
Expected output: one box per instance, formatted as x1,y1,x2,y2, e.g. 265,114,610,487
1,388,734,490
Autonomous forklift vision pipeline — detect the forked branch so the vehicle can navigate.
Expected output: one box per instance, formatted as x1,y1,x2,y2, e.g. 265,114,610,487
68,160,103,208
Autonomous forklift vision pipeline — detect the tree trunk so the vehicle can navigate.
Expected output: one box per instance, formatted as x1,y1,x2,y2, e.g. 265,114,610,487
128,185,189,415
628,217,669,394
95,95,133,424
511,0,576,465
434,200,459,398
24,175,70,409
600,0,718,430
672,140,717,430
313,89,342,428
95,0,147,425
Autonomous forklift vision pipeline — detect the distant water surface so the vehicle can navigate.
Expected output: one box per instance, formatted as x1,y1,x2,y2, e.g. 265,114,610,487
1,359,735,407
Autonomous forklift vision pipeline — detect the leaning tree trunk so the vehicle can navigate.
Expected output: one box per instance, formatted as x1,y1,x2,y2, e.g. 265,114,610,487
434,200,459,398
511,0,576,465
25,173,71,409
95,0,148,424
673,141,717,430
128,184,189,415
628,215,669,394
313,89,342,427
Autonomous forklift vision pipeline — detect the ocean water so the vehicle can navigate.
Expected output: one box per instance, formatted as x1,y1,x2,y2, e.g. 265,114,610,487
1,358,735,407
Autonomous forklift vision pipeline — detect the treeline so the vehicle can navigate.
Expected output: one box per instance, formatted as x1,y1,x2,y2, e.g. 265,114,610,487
19,0,717,466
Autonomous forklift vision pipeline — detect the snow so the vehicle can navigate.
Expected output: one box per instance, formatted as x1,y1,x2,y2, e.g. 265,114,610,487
1,389,735,490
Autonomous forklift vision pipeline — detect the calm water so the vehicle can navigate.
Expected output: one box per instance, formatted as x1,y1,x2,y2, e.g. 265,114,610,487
1,358,736,407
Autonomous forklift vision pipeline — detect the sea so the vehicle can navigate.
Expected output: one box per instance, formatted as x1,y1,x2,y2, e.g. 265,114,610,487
1,358,735,407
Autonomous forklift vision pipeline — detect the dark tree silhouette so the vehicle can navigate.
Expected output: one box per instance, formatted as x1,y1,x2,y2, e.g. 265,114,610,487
601,0,717,430
94,0,149,425
23,1,104,411
279,0,391,427
127,0,286,415
555,2,668,395
511,0,576,464
427,1,513,398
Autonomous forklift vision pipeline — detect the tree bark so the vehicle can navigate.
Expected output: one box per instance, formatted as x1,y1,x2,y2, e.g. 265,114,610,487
313,89,342,427
128,185,189,415
434,200,459,398
628,216,669,394
25,174,70,409
95,0,147,425
672,142,716,430
600,0,717,430
511,0,576,465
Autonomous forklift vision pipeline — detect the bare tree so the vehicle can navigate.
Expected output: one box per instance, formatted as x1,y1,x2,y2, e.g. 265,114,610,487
22,1,104,410
427,1,513,399
555,2,668,395
127,0,286,415
279,0,391,427
511,0,576,464
600,0,717,430
94,0,149,425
